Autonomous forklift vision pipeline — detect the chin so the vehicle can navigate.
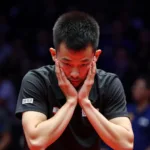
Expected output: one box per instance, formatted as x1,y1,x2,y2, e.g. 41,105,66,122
71,82,80,87
72,82,83,89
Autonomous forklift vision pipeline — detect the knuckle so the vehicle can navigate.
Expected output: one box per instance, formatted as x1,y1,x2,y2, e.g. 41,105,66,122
85,80,94,86
85,81,90,86
65,82,69,87
92,70,96,74
61,73,65,77
59,82,68,88
90,80,94,84
58,82,63,86
55,70,59,74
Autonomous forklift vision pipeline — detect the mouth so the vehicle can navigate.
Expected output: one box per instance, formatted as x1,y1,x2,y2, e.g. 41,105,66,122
71,80,80,82
70,80,80,84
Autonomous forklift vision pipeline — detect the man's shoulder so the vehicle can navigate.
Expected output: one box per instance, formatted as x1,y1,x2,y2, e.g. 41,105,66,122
97,69,117,77
31,65,55,75
23,65,55,81
96,69,118,87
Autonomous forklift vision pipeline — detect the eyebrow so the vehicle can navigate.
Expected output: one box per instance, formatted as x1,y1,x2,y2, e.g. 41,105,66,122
61,58,71,61
61,57,90,62
81,58,90,62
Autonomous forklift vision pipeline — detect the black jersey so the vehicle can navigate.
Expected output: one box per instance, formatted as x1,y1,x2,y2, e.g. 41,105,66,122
15,65,128,150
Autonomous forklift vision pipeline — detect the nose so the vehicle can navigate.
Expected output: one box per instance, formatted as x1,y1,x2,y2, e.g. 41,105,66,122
70,68,79,79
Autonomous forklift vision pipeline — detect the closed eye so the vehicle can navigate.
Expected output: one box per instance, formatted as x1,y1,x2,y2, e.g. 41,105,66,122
63,63,72,67
63,62,89,67
81,64,89,67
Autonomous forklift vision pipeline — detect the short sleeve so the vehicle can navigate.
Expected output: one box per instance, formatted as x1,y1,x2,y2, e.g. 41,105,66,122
15,71,48,120
103,76,128,120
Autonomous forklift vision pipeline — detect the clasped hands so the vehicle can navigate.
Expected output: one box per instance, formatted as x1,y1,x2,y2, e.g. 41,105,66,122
55,57,96,106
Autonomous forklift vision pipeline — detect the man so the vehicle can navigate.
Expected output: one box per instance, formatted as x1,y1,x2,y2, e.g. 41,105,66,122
15,11,134,150
128,75,150,150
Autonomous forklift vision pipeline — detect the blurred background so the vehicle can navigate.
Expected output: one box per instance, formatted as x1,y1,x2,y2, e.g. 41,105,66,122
0,0,150,150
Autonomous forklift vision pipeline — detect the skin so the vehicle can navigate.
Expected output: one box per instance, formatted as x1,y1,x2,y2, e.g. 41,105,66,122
132,79,150,113
22,42,133,150
132,79,150,103
50,43,101,89
50,43,134,150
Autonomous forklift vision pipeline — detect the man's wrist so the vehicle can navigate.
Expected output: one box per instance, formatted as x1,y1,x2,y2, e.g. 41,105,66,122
66,98,77,106
79,98,91,107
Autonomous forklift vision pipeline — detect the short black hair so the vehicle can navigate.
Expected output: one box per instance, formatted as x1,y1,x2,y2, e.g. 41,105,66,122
53,11,100,51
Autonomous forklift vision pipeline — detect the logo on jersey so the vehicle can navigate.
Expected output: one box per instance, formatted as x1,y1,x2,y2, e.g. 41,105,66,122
82,109,86,117
53,107,59,114
22,98,34,104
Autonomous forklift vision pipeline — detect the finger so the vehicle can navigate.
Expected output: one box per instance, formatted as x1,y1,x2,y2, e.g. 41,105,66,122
86,61,96,81
90,56,96,74
93,56,97,62
55,59,60,73
61,68,72,85
86,64,92,81
91,60,96,75
86,56,96,80
90,61,96,80
55,60,63,82
60,68,68,83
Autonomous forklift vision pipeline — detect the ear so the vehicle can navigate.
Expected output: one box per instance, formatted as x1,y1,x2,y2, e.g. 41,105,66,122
94,49,102,62
49,48,56,62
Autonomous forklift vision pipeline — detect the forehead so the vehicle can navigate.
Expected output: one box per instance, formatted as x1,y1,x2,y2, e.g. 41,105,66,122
57,43,94,61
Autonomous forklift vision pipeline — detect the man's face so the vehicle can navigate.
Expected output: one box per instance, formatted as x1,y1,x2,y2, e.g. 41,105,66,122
132,79,149,102
50,43,101,88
